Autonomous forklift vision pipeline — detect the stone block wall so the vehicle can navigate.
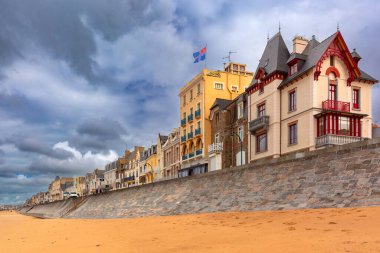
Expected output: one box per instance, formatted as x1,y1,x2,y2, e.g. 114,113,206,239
22,138,380,219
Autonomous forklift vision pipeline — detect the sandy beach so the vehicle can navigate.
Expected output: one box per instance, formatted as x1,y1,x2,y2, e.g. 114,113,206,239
1,207,380,252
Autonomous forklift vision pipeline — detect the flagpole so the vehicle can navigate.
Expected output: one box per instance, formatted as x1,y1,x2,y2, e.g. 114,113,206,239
204,43,207,69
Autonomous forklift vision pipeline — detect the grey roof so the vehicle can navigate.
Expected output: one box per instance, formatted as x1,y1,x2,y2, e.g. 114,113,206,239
286,53,307,64
159,134,168,145
351,48,362,60
279,32,337,88
358,69,378,82
210,98,232,111
251,32,290,86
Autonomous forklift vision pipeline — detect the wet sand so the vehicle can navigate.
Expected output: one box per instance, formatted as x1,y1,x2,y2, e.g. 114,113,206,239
1,207,380,252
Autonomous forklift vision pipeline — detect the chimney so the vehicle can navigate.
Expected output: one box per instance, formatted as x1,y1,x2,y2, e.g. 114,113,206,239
292,36,308,54
124,149,131,158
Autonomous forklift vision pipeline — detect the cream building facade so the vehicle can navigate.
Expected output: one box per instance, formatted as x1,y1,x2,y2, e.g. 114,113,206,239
162,127,180,179
247,31,377,162
179,62,253,177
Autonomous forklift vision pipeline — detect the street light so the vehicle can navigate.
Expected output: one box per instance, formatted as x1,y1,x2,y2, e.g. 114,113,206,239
145,163,154,183
230,130,243,166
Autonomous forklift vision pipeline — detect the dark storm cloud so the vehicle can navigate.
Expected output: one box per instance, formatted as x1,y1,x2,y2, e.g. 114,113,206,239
72,117,127,151
0,0,175,82
7,136,73,160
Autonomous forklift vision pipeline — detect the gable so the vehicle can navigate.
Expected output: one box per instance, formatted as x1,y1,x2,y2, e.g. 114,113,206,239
314,32,360,86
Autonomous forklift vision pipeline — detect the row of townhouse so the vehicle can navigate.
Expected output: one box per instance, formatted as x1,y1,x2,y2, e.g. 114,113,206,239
27,30,379,206
179,30,378,174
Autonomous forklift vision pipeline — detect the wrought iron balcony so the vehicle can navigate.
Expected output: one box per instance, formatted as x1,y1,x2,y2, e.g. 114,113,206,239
189,152,195,158
249,115,269,134
196,149,203,156
316,134,364,148
182,154,188,160
181,135,186,142
181,118,186,126
195,128,201,136
188,132,193,139
195,109,201,118
188,114,194,122
208,142,223,154
322,100,350,112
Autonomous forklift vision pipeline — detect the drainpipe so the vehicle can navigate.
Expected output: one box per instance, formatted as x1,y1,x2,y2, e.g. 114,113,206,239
280,88,282,156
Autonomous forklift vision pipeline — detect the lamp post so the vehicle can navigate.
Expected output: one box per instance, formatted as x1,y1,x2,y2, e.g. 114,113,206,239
230,130,243,166
145,163,154,183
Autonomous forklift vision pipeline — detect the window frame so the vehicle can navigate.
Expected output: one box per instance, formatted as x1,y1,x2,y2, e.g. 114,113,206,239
237,126,244,143
257,102,266,117
288,122,298,145
256,132,268,153
214,82,224,90
288,89,297,112
352,88,360,110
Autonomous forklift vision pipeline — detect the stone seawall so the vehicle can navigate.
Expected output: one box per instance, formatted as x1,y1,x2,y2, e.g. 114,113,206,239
21,138,380,219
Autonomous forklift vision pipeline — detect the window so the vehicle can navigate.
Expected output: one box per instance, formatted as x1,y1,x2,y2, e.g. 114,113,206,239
352,88,360,109
231,85,239,93
256,132,267,153
288,89,296,112
238,126,244,143
190,108,193,115
190,125,193,132
257,103,266,117
183,95,186,106
237,102,244,119
197,121,201,129
190,90,193,100
288,123,297,145
215,133,220,143
329,84,337,101
240,66,245,71
183,112,186,119
330,56,335,66
183,129,186,136
215,112,220,127
317,115,362,137
197,102,200,110
197,83,201,94
290,64,297,76
214,82,224,90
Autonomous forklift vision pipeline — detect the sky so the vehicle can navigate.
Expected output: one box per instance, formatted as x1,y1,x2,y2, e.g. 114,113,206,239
0,0,379,204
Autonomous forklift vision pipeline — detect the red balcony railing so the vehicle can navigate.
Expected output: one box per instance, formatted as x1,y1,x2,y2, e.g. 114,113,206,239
322,100,350,112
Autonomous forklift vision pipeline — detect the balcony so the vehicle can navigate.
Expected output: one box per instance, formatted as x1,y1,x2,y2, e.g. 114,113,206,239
316,134,364,148
188,132,194,139
189,152,195,158
123,175,135,182
181,135,186,142
196,149,203,156
195,128,201,136
182,154,188,160
322,100,350,112
181,118,186,126
195,109,201,118
188,114,194,122
249,115,269,134
208,142,223,154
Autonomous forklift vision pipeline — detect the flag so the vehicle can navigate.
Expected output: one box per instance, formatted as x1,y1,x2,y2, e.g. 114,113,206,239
193,46,207,63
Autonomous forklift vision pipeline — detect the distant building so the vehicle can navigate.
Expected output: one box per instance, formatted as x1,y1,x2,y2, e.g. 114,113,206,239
179,62,253,177
89,169,105,194
156,134,168,180
74,176,85,196
48,177,74,201
162,128,181,179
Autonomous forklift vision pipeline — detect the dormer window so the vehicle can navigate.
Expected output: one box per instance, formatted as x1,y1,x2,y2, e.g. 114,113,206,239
290,63,298,76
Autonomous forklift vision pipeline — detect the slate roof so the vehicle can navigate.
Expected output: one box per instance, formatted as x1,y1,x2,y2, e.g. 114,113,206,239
158,134,168,145
278,32,337,88
210,98,232,111
351,48,362,60
251,32,290,86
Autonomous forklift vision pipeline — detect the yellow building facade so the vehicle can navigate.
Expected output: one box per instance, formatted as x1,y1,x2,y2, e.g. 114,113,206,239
179,62,253,176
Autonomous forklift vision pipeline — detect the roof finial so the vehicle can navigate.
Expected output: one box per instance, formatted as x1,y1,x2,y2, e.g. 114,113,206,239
337,22,340,31
279,21,281,33
267,32,269,41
